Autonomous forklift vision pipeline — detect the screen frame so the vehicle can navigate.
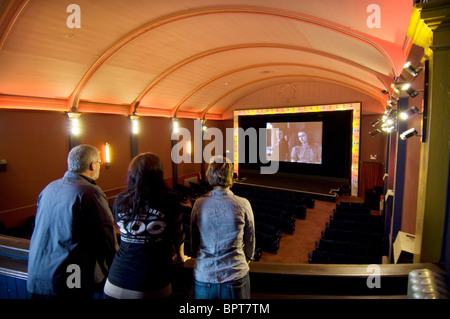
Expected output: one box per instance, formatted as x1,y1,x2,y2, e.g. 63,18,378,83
233,102,361,196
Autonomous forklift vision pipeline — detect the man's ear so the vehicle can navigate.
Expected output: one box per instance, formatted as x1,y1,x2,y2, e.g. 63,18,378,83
88,162,95,171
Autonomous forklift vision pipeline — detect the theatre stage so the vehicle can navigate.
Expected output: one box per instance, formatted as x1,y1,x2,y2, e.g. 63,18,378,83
234,169,350,202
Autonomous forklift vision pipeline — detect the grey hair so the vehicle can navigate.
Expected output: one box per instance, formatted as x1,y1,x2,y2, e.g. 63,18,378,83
207,155,234,188
67,144,100,173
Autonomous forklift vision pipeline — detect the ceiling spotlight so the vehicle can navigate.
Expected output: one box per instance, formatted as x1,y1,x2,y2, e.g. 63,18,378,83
400,128,420,140
391,82,421,98
400,106,420,120
382,109,396,121
386,100,396,107
371,119,380,127
386,118,395,126
369,129,382,136
384,105,393,114
382,123,395,133
381,110,397,132
391,82,400,95
403,62,423,77
401,83,419,98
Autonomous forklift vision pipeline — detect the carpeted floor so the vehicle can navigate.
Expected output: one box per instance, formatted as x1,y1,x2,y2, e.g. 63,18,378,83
258,195,365,263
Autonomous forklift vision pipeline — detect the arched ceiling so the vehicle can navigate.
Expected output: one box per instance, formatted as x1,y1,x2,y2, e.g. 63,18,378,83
0,0,414,119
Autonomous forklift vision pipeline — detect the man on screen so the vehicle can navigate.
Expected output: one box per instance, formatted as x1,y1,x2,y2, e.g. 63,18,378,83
270,129,289,162
291,130,322,164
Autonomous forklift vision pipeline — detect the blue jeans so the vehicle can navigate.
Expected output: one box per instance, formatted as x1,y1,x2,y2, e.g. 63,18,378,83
193,274,250,299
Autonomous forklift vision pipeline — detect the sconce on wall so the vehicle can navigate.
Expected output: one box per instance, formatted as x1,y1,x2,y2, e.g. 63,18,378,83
67,112,81,149
172,119,179,134
129,115,139,158
67,112,81,136
130,115,139,135
105,142,111,168
187,140,192,155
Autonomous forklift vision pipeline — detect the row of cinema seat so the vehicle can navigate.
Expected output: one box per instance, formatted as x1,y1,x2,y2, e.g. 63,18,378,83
231,184,314,254
180,200,264,261
308,202,384,264
175,182,265,260
176,181,314,256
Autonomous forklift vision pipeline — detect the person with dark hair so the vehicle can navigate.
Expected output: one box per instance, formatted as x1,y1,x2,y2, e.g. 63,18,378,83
27,144,117,299
104,152,189,299
191,156,255,299
291,130,322,163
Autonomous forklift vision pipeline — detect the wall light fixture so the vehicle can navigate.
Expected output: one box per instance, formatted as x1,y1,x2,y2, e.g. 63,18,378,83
67,112,81,136
130,115,139,135
105,142,111,168
172,119,179,134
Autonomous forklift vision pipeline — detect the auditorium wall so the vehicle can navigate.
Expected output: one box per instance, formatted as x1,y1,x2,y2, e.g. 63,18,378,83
0,107,388,232
0,109,205,228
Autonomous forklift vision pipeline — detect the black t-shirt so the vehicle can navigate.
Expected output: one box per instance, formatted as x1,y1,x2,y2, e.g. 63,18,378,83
107,191,184,292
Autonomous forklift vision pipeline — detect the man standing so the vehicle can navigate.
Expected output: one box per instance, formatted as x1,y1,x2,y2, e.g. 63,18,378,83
27,144,118,298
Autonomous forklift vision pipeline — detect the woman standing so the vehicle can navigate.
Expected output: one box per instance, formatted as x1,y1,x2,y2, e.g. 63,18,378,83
191,156,255,299
104,152,189,299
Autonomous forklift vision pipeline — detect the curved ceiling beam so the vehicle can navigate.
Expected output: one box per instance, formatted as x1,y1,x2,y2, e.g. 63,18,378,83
171,62,384,117
67,7,396,112
0,0,29,51
133,43,390,116
200,74,385,119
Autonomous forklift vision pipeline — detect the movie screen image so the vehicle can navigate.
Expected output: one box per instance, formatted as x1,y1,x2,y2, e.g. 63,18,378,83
266,121,323,164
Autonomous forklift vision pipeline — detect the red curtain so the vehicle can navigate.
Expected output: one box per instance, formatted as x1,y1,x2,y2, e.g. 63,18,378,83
359,162,384,197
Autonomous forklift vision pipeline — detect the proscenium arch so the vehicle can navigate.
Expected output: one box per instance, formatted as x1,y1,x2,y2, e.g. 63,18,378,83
171,62,386,118
132,43,391,116
65,7,397,113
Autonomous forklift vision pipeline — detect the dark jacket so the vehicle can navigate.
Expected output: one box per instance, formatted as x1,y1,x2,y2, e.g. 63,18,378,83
27,171,117,297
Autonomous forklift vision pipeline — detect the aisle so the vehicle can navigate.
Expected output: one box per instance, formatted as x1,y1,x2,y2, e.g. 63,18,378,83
258,196,364,263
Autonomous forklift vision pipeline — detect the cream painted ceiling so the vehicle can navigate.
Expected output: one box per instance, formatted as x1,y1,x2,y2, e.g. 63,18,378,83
0,0,415,119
